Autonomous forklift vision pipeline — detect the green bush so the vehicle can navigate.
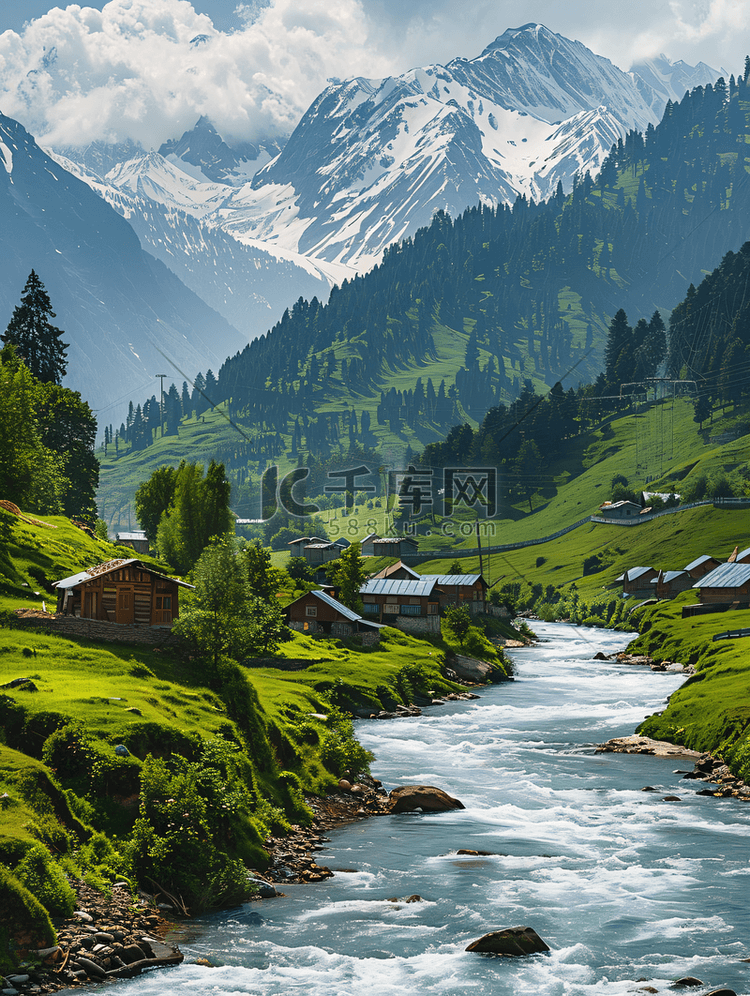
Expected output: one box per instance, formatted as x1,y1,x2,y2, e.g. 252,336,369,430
0,865,55,973
319,708,374,777
128,739,266,912
13,843,75,917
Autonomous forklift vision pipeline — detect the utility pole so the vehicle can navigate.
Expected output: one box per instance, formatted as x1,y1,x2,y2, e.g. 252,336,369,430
156,373,167,437
476,518,484,580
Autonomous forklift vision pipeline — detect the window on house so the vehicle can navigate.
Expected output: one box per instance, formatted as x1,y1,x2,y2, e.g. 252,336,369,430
400,604,422,615
363,603,379,615
383,603,399,614
306,606,317,617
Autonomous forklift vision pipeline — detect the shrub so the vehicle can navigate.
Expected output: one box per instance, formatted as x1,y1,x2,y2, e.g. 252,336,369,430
319,708,374,777
0,865,55,972
14,843,76,917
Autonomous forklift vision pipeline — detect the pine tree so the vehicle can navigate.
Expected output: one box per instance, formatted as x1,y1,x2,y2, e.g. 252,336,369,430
2,271,68,384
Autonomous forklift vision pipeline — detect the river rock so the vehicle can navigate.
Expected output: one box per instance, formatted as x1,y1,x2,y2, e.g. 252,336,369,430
450,655,493,683
388,785,465,813
703,989,737,996
466,925,550,956
672,978,704,987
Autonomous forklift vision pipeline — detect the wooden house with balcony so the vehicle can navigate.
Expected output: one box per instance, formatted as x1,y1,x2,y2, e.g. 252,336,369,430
359,578,441,633
420,573,487,614
53,559,193,627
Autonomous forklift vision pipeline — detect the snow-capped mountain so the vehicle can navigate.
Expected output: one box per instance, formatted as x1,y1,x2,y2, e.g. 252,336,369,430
158,117,283,186
54,25,719,317
630,54,724,111
52,149,349,338
0,113,246,415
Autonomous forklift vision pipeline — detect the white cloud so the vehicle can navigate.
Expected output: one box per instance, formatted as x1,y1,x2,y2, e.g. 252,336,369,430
1,0,748,150
0,0,391,147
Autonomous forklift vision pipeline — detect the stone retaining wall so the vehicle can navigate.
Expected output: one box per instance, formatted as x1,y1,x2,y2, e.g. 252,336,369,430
12,614,179,646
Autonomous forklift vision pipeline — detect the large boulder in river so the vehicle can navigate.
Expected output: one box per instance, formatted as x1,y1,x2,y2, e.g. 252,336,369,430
388,785,465,813
466,926,550,956
450,655,493,683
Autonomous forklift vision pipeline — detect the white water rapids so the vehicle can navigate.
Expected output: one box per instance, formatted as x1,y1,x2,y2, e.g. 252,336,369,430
99,622,750,996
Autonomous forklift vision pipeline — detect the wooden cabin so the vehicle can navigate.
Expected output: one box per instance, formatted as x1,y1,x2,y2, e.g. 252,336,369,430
616,566,658,599
368,536,419,558
599,500,643,519
693,563,750,606
115,531,150,555
651,570,693,599
359,578,441,633
370,560,421,581
683,555,722,580
420,573,487,614
53,559,193,627
285,589,382,643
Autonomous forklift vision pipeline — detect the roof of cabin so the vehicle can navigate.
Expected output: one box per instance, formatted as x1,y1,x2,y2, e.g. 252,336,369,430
684,554,719,572
289,589,383,628
361,578,438,597
651,570,687,584
694,563,750,589
371,561,421,579
54,558,193,590
616,566,655,582
421,573,484,586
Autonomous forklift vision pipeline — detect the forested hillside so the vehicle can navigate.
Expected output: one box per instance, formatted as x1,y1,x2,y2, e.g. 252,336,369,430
103,65,750,527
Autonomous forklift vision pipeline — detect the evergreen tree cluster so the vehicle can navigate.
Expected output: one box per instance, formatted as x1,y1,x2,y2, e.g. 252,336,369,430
0,346,98,519
134,460,232,573
120,59,750,474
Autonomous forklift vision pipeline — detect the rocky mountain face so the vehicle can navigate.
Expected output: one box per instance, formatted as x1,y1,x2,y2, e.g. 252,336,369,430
0,113,246,414
56,24,718,300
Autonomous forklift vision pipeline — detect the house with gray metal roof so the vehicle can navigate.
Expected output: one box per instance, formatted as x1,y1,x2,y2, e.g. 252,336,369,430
420,573,487,614
115,530,149,555
616,566,658,599
285,589,383,643
359,578,440,633
693,563,750,603
683,554,722,579
651,570,692,599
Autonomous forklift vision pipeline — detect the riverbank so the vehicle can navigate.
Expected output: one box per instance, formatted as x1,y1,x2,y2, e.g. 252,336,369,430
598,734,750,800
1,880,181,994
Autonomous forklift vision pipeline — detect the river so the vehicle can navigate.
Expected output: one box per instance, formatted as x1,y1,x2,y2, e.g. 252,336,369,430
110,622,750,996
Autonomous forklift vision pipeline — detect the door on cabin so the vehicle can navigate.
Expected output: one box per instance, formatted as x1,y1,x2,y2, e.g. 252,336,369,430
116,588,134,624
83,590,98,619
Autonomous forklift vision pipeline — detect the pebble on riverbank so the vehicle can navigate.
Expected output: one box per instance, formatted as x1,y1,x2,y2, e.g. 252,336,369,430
1,881,181,995
596,736,750,801
593,652,695,674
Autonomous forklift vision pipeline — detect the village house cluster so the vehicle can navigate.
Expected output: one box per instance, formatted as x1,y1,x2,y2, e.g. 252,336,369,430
617,545,750,616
